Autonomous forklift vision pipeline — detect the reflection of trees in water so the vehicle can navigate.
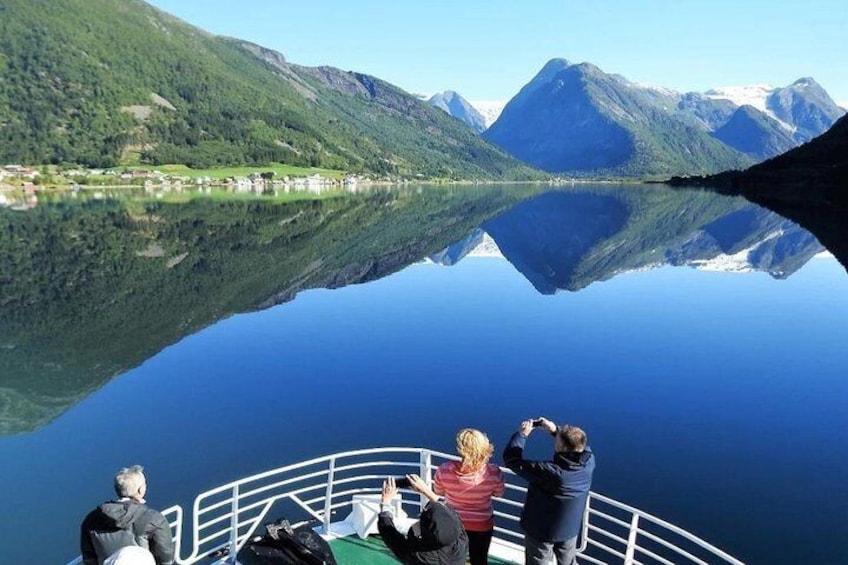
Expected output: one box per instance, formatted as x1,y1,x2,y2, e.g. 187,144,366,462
0,187,533,435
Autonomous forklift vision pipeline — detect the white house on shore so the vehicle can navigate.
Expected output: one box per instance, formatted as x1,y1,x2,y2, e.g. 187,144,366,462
2,165,39,180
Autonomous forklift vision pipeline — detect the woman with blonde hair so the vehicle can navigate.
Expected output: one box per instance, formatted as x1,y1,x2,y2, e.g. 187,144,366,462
434,428,506,565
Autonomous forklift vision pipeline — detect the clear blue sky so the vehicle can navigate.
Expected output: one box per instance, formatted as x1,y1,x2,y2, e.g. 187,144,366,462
147,0,848,105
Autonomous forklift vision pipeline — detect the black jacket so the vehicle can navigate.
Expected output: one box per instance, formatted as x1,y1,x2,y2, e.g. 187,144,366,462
378,501,468,565
503,431,595,542
80,500,175,565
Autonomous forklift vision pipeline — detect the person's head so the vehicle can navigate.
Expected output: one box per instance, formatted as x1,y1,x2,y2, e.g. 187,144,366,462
408,502,463,550
555,425,587,454
114,465,147,500
455,428,493,471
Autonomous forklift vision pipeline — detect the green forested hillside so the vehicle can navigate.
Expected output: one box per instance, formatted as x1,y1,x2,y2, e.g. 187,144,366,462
0,0,539,179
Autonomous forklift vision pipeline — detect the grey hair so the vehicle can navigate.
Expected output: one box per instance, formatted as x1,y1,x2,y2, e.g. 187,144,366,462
114,465,146,498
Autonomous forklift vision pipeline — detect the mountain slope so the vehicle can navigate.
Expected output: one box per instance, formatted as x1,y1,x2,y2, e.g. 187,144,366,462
484,59,751,177
670,114,848,206
428,90,487,133
675,92,738,131
0,0,538,179
712,105,797,161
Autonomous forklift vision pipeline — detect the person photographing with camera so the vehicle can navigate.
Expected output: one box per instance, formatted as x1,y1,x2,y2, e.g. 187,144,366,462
377,474,468,565
503,418,595,565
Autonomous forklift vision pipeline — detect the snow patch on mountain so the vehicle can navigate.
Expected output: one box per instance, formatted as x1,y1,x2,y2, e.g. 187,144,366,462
689,229,784,273
704,84,795,132
690,250,756,273
468,232,504,258
470,100,507,129
704,84,775,112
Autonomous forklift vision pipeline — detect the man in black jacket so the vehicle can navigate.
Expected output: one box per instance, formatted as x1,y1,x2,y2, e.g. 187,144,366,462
377,474,468,565
504,418,595,565
80,465,175,565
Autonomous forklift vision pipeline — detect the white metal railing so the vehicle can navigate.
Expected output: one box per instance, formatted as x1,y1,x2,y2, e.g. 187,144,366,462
67,447,744,565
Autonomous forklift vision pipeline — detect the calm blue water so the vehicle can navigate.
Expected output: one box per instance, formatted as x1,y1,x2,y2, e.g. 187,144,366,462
1,188,847,564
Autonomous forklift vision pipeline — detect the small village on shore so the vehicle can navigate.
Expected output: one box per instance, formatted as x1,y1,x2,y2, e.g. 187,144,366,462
0,164,372,210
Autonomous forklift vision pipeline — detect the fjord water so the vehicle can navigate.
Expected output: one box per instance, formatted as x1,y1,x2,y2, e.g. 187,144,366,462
1,185,846,565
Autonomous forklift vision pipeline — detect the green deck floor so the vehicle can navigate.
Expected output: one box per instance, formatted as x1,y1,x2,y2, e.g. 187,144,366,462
329,535,517,564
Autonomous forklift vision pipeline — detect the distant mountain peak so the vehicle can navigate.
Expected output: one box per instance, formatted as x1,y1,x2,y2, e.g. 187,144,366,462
736,104,763,115
712,104,797,161
570,61,602,74
427,90,487,133
790,77,820,88
541,58,571,72
528,58,573,86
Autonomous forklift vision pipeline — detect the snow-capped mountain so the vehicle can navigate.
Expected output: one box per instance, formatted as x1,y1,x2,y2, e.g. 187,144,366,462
427,91,487,133
427,228,503,265
705,84,777,114
425,91,506,131
469,100,507,129
467,232,503,258
705,79,845,141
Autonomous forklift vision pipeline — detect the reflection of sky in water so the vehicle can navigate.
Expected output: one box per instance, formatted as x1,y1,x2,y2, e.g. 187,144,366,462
2,255,847,565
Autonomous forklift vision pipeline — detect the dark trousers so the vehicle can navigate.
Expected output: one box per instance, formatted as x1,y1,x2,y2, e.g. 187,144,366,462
524,533,578,565
467,529,494,565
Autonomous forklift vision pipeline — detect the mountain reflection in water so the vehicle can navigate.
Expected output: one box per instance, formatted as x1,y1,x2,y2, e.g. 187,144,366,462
433,189,824,293
0,184,841,436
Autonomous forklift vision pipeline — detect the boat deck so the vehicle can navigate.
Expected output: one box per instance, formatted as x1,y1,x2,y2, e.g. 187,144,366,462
65,448,744,565
329,535,518,564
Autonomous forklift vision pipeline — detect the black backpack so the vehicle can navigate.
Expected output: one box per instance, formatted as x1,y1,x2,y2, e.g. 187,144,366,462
238,520,338,565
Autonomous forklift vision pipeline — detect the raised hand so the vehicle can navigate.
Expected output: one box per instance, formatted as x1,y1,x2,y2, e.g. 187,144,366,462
537,417,558,434
381,476,398,504
406,474,439,502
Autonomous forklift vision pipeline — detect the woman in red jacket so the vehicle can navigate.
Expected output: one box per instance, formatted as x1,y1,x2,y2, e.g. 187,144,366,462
434,428,506,565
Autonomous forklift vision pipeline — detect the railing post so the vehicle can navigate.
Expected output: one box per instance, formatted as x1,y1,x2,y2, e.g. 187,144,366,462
578,495,590,552
228,484,239,563
419,450,433,511
323,456,336,535
624,513,640,565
